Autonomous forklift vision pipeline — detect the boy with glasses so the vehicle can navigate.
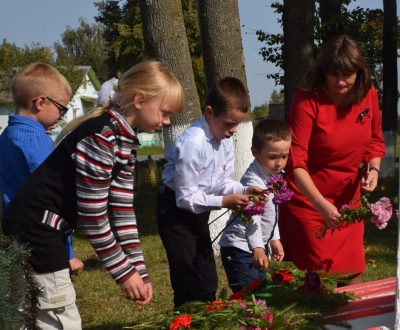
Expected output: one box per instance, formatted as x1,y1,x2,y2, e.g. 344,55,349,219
0,62,83,329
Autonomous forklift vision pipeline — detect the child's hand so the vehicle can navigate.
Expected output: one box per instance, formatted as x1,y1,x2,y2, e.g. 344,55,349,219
135,283,153,305
222,193,249,210
246,186,269,203
120,271,153,305
69,257,84,276
252,247,269,269
246,186,265,196
270,240,284,261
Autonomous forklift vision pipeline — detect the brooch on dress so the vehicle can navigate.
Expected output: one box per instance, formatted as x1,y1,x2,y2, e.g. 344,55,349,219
357,107,370,124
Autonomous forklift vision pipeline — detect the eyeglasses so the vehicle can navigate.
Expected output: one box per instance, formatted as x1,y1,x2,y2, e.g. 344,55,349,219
32,96,69,116
46,97,69,116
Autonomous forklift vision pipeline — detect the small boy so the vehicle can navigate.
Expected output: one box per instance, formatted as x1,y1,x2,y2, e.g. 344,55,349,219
0,63,83,329
219,119,291,292
157,77,263,308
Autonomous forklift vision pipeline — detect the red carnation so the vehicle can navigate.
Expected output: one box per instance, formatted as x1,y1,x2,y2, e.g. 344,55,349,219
169,314,192,330
272,269,295,285
247,279,262,290
205,300,227,311
229,291,246,301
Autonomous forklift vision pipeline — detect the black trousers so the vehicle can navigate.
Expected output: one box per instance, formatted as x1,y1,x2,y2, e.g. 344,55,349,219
156,187,218,308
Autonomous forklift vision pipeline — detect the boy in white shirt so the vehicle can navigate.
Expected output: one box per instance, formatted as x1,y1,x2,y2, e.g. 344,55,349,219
219,119,291,292
157,77,263,307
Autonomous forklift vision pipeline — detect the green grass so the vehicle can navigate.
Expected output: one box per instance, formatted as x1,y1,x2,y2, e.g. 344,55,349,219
72,175,399,329
137,145,164,156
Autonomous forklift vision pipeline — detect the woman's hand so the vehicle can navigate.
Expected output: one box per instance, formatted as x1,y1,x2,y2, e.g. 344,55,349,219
361,169,379,192
316,199,342,229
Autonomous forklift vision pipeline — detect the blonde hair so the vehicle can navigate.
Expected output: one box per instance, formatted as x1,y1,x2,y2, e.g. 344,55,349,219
11,63,72,111
55,60,185,144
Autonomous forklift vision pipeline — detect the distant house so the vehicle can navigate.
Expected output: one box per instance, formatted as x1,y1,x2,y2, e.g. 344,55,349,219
0,66,101,139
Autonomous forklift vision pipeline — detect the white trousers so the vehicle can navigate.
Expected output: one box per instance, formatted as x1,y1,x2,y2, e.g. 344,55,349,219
34,268,81,330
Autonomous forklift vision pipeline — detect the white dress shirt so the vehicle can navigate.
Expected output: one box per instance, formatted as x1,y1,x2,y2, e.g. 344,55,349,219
219,159,280,253
162,116,245,214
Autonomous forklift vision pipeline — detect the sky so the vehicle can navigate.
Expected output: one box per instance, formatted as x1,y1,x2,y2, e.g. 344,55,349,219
0,0,397,109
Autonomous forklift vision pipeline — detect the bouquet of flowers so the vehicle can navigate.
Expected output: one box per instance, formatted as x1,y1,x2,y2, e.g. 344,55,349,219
124,266,355,330
232,175,293,226
265,175,294,204
308,194,395,240
232,195,266,226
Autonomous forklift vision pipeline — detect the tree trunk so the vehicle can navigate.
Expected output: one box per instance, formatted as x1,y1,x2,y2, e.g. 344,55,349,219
319,0,344,42
282,0,315,118
139,0,202,154
380,0,398,178
197,0,254,254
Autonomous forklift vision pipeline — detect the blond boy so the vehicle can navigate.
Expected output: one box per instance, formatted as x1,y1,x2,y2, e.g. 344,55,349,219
0,63,83,329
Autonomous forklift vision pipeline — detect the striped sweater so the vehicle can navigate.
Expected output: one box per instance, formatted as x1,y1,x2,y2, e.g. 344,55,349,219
2,107,149,284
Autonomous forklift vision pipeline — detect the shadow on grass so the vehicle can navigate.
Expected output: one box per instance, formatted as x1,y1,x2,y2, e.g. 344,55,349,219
134,186,160,236
81,254,103,271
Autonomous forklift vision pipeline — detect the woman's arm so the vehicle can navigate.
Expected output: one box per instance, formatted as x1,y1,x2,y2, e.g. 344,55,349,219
361,157,382,192
288,91,342,229
293,168,342,228
362,88,385,192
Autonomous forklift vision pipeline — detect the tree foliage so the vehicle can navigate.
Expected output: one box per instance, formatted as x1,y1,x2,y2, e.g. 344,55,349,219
252,102,269,118
54,18,109,83
0,39,86,103
252,89,284,119
256,0,400,94
94,0,146,78
0,39,54,95
94,0,205,104
269,89,284,104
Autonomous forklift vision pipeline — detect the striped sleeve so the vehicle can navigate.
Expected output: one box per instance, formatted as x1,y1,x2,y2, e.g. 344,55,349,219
75,127,147,283
108,144,149,283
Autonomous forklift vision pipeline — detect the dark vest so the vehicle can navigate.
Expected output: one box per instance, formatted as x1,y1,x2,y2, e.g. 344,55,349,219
2,112,118,273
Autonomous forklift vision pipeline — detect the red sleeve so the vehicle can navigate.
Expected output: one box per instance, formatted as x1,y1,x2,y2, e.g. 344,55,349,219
287,90,317,171
363,88,386,164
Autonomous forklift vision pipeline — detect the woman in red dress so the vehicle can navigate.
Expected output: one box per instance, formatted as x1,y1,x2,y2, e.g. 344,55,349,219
279,35,386,285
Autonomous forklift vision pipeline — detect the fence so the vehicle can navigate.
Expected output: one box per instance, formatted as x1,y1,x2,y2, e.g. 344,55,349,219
134,155,166,195
137,132,163,147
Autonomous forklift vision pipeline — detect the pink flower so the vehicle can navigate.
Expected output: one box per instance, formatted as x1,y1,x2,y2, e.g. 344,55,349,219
266,175,293,204
370,197,392,229
371,216,388,229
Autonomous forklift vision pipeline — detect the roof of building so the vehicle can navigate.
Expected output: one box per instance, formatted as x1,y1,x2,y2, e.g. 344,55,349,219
0,65,100,105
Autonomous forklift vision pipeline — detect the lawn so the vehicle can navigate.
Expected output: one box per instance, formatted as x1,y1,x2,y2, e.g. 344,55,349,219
136,145,164,156
72,172,399,330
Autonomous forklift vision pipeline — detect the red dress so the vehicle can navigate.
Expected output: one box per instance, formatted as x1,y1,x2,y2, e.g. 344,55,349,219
279,87,386,274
